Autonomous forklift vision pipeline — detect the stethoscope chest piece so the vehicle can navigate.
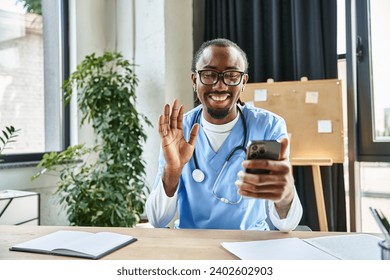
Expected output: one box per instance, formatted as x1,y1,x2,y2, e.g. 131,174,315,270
192,168,205,183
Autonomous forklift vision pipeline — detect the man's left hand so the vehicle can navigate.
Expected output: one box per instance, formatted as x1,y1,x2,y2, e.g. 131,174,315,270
236,138,295,218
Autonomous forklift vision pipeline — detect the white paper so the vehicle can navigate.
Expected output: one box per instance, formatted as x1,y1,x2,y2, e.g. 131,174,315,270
304,234,382,260
305,91,319,103
318,120,332,133
221,238,336,260
254,89,267,102
221,234,382,260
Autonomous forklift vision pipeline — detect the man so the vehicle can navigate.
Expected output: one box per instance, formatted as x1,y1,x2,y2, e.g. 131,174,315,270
146,38,302,231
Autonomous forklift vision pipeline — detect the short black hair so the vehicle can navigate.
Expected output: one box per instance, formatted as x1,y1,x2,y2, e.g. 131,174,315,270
191,38,249,73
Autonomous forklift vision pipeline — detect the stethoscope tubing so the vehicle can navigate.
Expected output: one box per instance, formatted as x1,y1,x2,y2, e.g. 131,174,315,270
192,105,247,182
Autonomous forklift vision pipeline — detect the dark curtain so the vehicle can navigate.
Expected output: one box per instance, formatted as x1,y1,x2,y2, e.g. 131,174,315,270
202,0,346,231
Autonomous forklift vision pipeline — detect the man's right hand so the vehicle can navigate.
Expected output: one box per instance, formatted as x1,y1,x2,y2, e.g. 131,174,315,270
158,99,199,196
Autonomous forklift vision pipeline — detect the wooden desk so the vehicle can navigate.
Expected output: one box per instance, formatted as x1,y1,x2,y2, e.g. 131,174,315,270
0,225,349,260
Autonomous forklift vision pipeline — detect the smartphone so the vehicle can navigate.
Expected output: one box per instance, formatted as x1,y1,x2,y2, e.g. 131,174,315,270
245,140,281,174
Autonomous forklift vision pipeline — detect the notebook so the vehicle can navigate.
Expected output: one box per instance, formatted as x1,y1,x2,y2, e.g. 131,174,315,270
9,230,137,259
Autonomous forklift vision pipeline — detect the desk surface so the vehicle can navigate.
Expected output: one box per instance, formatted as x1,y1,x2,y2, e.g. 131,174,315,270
0,225,351,260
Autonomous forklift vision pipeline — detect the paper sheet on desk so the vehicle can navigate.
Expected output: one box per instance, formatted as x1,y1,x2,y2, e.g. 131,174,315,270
222,238,336,260
303,234,382,260
221,234,382,260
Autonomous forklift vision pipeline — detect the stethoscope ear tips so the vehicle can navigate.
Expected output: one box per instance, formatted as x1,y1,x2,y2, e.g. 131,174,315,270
192,169,205,183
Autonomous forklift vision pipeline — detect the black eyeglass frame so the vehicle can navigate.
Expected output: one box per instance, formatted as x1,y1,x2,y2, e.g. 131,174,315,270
196,70,246,86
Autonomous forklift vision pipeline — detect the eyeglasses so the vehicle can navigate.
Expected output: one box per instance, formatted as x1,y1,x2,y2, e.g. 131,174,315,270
196,70,245,86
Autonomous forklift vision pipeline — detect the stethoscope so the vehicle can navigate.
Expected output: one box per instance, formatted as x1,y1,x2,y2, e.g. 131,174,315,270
191,105,248,183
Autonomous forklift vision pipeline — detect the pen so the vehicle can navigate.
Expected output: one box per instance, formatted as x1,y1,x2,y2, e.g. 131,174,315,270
378,209,390,234
369,207,390,246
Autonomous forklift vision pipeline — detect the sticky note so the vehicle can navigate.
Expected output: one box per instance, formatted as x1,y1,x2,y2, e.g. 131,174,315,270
306,91,319,104
254,89,267,102
318,120,332,133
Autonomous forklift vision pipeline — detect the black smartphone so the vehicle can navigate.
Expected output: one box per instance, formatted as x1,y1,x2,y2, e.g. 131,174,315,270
245,140,281,174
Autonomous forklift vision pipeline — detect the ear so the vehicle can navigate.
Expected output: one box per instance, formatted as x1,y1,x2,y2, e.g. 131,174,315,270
242,73,249,85
191,72,197,87
241,73,249,92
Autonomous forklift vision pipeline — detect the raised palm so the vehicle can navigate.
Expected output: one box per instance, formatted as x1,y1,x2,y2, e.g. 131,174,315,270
158,100,199,171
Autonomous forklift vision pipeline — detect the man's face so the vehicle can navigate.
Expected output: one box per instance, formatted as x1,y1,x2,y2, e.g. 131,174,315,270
192,45,248,124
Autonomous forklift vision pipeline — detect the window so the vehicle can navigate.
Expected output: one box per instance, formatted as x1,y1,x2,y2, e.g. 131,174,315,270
0,0,69,163
356,0,390,233
355,0,390,161
346,0,390,232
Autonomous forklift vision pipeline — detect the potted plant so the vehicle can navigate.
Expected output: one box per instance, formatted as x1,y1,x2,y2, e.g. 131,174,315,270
33,52,152,227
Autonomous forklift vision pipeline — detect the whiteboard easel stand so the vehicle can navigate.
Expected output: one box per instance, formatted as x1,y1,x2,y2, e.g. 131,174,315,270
291,158,333,232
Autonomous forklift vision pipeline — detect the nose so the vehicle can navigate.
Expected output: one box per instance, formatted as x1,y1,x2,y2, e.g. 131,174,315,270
213,75,228,90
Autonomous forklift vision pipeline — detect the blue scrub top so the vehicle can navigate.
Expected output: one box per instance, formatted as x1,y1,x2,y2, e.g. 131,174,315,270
155,103,288,230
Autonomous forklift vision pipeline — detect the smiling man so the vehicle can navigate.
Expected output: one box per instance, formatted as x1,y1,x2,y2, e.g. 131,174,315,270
145,38,302,231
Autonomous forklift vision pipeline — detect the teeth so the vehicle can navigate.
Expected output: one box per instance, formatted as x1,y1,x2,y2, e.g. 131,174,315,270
210,95,228,101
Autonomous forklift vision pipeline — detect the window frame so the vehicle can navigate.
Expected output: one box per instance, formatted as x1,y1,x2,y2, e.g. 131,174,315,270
355,0,390,162
0,0,69,165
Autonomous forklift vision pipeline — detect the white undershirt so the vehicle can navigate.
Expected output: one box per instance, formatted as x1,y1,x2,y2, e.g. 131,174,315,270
201,113,240,152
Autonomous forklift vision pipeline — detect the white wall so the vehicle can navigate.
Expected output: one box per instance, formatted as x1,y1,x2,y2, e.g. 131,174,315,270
72,0,193,193
133,0,194,194
0,0,193,225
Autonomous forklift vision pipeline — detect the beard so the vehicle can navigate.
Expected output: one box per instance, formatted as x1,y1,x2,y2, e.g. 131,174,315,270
198,90,235,119
204,91,233,119
206,106,230,119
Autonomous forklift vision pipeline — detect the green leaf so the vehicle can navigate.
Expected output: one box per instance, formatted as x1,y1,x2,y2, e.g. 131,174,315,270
2,131,9,140
0,126,20,155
